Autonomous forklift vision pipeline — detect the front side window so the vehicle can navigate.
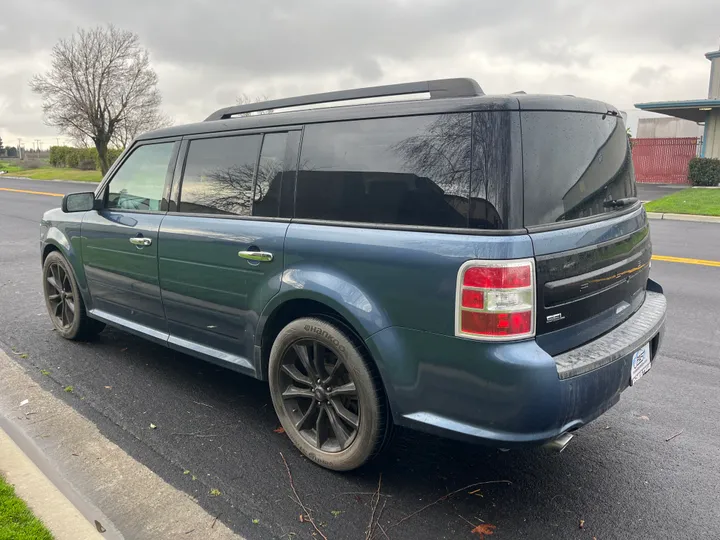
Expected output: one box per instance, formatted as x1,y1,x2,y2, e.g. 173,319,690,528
295,114,509,229
106,143,175,211
179,135,262,215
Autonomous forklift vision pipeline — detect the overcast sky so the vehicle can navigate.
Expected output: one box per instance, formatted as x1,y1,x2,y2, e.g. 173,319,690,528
1,0,718,149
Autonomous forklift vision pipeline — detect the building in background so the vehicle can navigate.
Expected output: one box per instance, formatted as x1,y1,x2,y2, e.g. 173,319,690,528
636,117,703,139
635,47,720,158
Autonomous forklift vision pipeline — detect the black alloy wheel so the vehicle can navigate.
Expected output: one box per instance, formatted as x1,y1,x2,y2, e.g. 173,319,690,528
279,338,360,452
44,260,76,330
268,317,390,471
42,251,105,340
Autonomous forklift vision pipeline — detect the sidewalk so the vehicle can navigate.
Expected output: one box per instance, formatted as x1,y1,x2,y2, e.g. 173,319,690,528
0,349,243,540
0,425,105,540
647,212,720,223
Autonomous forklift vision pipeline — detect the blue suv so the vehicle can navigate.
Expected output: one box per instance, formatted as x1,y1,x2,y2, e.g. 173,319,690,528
41,78,666,471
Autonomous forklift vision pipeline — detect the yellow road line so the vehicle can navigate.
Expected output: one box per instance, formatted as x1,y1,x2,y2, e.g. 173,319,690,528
0,187,64,198
652,255,720,268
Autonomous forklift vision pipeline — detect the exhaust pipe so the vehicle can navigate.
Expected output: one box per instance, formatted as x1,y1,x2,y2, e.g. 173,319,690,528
544,433,574,453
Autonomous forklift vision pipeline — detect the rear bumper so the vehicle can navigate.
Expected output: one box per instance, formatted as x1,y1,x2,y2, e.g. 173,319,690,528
365,288,666,446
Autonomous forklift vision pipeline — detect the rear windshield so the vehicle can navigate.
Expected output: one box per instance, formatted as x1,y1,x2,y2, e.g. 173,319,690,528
521,111,636,227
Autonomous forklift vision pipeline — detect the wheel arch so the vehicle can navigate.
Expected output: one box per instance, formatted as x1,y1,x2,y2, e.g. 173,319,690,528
258,297,371,376
256,295,394,409
41,235,93,311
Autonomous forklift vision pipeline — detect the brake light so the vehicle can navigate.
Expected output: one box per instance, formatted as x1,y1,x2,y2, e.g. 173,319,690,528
455,259,536,341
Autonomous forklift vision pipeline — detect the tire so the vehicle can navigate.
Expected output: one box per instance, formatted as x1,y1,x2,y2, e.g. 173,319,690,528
42,251,105,340
268,317,390,471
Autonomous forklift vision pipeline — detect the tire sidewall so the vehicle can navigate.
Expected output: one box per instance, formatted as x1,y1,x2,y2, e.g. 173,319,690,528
43,252,83,340
268,317,382,471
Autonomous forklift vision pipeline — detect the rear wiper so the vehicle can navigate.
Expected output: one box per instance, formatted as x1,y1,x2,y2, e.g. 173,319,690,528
603,197,638,209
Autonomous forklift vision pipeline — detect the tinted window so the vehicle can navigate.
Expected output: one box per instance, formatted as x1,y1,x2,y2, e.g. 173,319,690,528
179,135,262,215
522,112,636,226
107,143,174,211
253,133,288,218
471,111,512,229
297,114,484,228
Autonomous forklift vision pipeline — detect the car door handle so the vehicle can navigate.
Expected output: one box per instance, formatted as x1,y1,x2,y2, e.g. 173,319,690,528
238,250,273,262
129,237,152,247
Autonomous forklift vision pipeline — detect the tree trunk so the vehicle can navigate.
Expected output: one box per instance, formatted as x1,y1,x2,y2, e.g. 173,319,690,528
95,137,110,175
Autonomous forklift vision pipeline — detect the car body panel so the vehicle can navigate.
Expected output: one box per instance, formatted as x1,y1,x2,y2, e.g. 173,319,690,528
158,215,289,374
81,210,167,334
531,205,653,355
40,208,91,307
367,290,665,444
274,223,535,339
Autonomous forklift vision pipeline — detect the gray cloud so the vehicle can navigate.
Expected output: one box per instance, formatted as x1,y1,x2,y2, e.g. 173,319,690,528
1,0,719,145
630,66,671,86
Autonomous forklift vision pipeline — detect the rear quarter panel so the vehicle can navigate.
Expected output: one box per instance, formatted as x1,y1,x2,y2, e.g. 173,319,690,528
263,223,534,420
276,223,535,337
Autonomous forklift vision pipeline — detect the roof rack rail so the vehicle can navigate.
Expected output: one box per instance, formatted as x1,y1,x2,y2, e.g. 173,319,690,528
204,78,483,121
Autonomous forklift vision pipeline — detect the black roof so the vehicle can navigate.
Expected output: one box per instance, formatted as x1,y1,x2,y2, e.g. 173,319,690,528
138,80,617,142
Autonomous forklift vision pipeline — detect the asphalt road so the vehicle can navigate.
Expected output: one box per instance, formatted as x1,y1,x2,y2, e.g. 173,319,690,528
636,183,688,202
1,177,719,540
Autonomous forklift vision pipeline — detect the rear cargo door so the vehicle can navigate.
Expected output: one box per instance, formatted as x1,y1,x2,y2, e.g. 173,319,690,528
521,110,651,356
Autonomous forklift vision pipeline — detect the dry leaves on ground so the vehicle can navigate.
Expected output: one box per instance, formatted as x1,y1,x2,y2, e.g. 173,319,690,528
274,426,286,434
471,523,496,538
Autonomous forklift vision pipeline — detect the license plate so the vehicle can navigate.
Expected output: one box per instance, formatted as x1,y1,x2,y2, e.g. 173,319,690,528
630,342,651,385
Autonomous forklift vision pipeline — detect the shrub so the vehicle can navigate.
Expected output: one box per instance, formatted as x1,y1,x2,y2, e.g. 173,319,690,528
78,159,96,170
45,145,124,171
95,147,124,170
688,157,720,186
107,147,124,168
23,159,45,169
64,149,80,168
49,146,73,167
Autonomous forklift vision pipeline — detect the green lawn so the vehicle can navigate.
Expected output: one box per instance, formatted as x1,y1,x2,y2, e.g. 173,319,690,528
0,475,54,540
5,168,102,182
644,188,720,217
0,161,101,182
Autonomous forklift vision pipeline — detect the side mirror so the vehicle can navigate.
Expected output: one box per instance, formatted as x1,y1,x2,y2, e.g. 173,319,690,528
62,192,97,213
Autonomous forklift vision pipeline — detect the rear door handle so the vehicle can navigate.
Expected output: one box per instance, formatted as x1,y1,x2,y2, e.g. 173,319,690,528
238,250,273,262
129,237,152,247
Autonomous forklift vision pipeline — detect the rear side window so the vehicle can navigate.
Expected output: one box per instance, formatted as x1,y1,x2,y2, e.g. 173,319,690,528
179,135,262,215
522,112,636,227
296,114,510,229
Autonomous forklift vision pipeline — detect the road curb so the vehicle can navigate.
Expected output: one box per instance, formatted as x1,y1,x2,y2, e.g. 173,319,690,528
0,175,100,185
0,349,243,540
647,212,720,223
0,423,106,540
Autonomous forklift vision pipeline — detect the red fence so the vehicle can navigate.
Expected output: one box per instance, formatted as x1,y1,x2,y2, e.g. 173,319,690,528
630,137,701,184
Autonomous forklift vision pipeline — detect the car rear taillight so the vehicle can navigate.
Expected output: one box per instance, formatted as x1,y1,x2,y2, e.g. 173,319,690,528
455,259,536,341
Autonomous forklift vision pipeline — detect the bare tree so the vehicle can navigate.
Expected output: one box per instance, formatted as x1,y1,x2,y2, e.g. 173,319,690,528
235,93,273,116
184,160,282,215
393,112,510,228
30,25,165,173
112,108,173,149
